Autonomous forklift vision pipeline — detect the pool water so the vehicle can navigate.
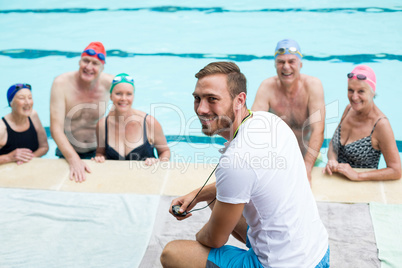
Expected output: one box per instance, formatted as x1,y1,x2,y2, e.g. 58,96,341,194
1,1,401,166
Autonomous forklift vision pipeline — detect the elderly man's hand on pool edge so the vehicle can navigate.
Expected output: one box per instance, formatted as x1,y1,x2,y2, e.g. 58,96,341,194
69,157,91,183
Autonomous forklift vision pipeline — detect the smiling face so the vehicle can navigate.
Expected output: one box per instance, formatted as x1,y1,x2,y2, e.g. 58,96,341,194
275,54,302,83
347,79,375,112
10,88,33,116
78,56,104,82
193,74,236,137
110,83,134,112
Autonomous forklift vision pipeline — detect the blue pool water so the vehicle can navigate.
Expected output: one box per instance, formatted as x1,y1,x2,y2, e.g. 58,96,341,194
1,1,402,166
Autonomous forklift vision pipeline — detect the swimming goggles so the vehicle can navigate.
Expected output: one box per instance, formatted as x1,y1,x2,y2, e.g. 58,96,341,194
347,73,375,84
9,84,32,95
274,47,303,58
14,84,32,90
82,49,106,62
112,75,134,84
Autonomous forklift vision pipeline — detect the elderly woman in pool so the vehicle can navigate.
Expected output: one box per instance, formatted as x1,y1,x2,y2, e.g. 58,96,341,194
0,83,48,164
93,73,170,165
324,65,401,181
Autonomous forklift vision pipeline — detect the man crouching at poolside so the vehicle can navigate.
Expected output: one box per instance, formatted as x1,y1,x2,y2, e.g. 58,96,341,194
50,41,113,183
160,62,329,268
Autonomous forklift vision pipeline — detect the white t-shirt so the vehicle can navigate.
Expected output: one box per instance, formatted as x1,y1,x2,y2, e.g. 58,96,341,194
216,111,328,268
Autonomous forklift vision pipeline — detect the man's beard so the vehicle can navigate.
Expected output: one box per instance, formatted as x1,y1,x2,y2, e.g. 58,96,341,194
201,105,235,137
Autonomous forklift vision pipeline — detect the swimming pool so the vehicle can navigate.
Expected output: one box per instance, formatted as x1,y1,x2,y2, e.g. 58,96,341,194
1,0,402,166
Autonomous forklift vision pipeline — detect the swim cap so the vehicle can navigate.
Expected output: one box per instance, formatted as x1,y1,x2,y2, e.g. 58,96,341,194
348,65,376,92
274,39,303,59
7,83,32,106
81,41,106,64
110,73,135,93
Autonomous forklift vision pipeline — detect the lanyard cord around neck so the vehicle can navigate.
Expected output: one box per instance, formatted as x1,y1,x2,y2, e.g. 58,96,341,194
187,109,253,213
233,109,253,140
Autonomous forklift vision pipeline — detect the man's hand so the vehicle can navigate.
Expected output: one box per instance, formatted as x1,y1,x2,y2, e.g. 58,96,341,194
169,192,198,220
69,158,91,183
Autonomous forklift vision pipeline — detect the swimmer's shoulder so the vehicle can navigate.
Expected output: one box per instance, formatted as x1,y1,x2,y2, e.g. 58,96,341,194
130,109,156,127
131,109,148,121
53,71,76,83
260,76,277,87
0,116,6,130
258,76,279,95
51,71,76,91
301,74,324,94
100,72,114,89
301,74,322,86
100,72,114,81
30,109,38,119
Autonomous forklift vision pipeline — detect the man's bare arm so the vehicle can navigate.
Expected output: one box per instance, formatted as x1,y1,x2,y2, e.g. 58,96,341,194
30,110,49,157
50,77,75,160
303,78,325,180
196,201,244,248
50,76,90,182
251,79,272,112
147,115,170,161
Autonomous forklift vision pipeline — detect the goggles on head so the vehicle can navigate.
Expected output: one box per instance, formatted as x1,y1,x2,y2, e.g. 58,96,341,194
9,84,32,96
112,75,134,84
274,47,303,58
347,73,375,84
14,83,31,90
110,74,135,93
83,49,106,62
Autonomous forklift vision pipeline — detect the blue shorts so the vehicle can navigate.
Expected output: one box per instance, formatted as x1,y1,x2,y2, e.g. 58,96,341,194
315,247,330,268
207,236,263,268
207,245,263,268
55,147,96,160
207,238,330,268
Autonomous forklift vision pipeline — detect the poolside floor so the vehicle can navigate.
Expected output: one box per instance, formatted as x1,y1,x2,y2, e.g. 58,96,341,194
1,158,401,267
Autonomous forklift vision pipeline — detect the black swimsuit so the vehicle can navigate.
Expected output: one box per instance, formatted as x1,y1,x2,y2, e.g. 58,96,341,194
0,117,39,155
332,109,386,169
105,114,155,161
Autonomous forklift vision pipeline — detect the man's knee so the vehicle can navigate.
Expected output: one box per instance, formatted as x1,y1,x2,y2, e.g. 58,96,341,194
160,240,178,267
161,240,210,268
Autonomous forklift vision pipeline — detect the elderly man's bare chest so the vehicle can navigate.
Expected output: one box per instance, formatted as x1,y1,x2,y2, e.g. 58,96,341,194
269,97,309,129
66,89,108,122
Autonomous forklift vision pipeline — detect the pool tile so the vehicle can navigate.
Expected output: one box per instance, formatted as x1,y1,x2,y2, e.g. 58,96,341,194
312,168,385,203
382,178,402,204
1,159,400,205
59,160,166,194
0,158,68,191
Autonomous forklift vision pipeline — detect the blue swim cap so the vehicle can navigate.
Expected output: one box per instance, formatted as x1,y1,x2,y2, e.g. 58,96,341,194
7,84,32,106
274,39,303,59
